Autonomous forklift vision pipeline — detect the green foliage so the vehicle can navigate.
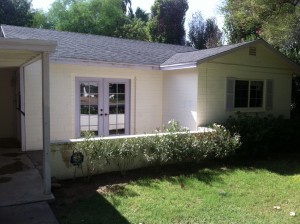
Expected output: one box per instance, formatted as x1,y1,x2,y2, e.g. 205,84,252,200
103,138,140,174
34,0,127,36
147,0,188,45
188,11,222,49
135,7,149,23
32,9,53,29
0,0,34,26
292,76,300,119
115,18,148,40
77,120,241,176
222,0,300,64
224,112,300,157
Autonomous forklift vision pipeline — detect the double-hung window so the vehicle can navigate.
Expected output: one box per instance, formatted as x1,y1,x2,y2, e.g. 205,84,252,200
234,80,264,108
226,77,273,112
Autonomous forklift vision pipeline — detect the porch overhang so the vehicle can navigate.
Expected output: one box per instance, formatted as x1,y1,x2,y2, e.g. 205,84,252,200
0,38,56,68
0,38,57,195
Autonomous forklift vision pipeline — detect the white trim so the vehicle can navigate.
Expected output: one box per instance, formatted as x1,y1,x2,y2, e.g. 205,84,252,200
51,57,160,70
0,38,56,52
103,79,131,136
41,52,51,195
1,26,6,38
234,79,265,110
160,62,197,70
20,54,41,67
51,129,213,144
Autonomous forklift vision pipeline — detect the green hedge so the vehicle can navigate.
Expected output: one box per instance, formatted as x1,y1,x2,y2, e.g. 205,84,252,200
224,112,300,158
75,121,241,175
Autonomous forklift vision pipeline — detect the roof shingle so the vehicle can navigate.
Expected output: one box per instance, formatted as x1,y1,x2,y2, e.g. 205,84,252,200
161,41,256,66
1,25,196,66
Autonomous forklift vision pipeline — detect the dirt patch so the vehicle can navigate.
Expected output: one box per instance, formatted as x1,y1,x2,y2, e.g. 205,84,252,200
51,162,212,205
0,177,12,183
0,161,30,175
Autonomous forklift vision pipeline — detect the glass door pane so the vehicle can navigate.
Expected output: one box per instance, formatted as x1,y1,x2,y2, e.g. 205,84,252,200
108,83,126,135
80,82,99,136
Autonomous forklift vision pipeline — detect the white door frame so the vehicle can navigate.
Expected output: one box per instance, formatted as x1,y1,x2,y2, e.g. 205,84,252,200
76,77,130,137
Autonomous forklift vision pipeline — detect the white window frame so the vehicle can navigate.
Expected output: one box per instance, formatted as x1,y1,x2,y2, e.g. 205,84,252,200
234,79,265,110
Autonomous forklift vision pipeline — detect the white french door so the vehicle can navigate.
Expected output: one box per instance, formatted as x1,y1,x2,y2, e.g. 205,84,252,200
76,78,130,137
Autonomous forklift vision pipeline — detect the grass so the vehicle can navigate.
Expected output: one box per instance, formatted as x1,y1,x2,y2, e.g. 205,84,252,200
51,158,300,224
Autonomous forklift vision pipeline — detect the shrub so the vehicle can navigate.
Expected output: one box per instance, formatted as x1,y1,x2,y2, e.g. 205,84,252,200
104,138,140,174
77,121,241,176
224,112,300,157
144,122,241,164
194,124,241,161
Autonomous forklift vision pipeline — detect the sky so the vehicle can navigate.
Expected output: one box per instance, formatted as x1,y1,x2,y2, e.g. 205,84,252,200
31,0,225,28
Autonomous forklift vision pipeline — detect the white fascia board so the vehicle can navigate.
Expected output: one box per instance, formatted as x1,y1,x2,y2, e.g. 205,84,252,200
0,38,57,53
50,57,161,70
160,62,197,70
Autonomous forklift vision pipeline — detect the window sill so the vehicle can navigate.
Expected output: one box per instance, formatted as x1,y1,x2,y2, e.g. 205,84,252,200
233,108,266,113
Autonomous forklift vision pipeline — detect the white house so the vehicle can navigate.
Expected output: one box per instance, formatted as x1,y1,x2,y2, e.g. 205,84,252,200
1,25,300,150
1,25,299,182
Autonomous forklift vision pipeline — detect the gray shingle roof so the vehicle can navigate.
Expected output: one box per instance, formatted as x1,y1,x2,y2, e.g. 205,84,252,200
1,25,196,66
161,41,256,66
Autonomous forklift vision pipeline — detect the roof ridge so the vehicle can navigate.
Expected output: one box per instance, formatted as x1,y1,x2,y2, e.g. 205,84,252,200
0,24,196,50
166,40,258,58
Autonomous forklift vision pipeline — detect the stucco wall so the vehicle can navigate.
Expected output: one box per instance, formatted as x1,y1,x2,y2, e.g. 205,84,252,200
0,69,17,139
24,61,163,150
197,42,293,126
162,68,198,131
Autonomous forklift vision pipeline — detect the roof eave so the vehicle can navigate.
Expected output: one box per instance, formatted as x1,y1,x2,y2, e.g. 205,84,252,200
160,62,197,70
50,57,161,70
0,38,57,53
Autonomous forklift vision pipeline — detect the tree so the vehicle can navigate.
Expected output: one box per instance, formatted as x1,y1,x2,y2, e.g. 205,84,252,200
147,0,188,45
188,12,222,49
188,12,206,49
205,18,222,48
32,9,53,29
135,7,149,23
116,18,148,40
0,0,34,26
222,0,300,61
34,0,127,37
121,0,133,17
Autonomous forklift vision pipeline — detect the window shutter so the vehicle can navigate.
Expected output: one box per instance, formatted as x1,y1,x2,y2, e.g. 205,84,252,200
226,77,235,111
266,79,273,111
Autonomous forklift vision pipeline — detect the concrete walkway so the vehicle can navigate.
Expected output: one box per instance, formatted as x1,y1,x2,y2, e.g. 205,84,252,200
0,148,54,206
0,202,59,224
0,144,59,223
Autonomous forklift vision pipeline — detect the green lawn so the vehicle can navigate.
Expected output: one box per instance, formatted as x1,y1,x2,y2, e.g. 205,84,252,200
52,158,300,224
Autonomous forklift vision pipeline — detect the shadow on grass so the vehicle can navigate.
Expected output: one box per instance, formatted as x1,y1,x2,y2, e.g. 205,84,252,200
53,192,130,224
132,162,230,188
228,153,300,176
